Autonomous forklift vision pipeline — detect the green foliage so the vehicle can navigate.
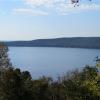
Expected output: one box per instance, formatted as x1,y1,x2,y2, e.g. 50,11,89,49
61,66,100,100
0,67,34,100
0,43,12,70
0,65,100,100
32,76,53,100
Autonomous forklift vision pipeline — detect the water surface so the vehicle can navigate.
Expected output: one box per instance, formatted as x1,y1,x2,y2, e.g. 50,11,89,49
8,47,100,79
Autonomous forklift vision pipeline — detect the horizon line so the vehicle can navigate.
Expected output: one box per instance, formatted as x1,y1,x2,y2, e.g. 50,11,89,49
1,36,100,42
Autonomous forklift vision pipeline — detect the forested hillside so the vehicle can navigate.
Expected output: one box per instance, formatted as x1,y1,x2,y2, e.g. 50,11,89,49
4,37,100,49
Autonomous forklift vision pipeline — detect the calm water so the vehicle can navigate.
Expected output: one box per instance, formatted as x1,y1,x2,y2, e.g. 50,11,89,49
8,47,100,79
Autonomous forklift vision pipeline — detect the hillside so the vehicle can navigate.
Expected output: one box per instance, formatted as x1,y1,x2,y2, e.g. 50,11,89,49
4,37,100,49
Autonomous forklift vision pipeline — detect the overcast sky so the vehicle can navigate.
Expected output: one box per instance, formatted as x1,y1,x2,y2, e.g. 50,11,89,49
0,0,100,40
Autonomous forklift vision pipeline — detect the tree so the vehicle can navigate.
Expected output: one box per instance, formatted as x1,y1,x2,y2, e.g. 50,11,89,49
0,43,12,71
0,67,34,100
32,76,53,100
71,0,91,4
71,0,92,7
61,66,100,100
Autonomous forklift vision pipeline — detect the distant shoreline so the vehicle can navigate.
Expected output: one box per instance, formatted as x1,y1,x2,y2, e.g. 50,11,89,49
8,46,100,50
4,37,100,49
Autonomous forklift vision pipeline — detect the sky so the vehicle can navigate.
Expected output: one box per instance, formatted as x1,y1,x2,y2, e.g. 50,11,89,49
0,0,100,41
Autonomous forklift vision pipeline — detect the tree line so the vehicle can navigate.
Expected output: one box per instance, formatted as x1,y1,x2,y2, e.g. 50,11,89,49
0,66,100,100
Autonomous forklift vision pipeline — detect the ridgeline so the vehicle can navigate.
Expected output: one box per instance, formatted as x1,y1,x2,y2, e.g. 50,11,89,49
4,37,100,49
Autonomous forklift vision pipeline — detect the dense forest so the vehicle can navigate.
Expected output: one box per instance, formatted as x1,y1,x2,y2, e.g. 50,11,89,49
0,43,100,100
1,65,100,100
4,37,100,49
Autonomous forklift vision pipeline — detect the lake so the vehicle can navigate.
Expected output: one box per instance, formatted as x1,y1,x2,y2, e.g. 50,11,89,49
8,47,100,79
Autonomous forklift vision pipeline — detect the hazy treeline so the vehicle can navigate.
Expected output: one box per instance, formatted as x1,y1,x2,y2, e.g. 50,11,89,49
4,37,100,49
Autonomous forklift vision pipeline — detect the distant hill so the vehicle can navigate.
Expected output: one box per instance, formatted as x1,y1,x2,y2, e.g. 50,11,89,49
4,37,100,49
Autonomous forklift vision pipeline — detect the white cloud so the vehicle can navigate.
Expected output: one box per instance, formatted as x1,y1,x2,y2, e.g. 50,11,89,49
24,0,54,7
12,0,100,16
24,0,67,7
58,3,100,15
13,8,48,16
80,4,100,10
